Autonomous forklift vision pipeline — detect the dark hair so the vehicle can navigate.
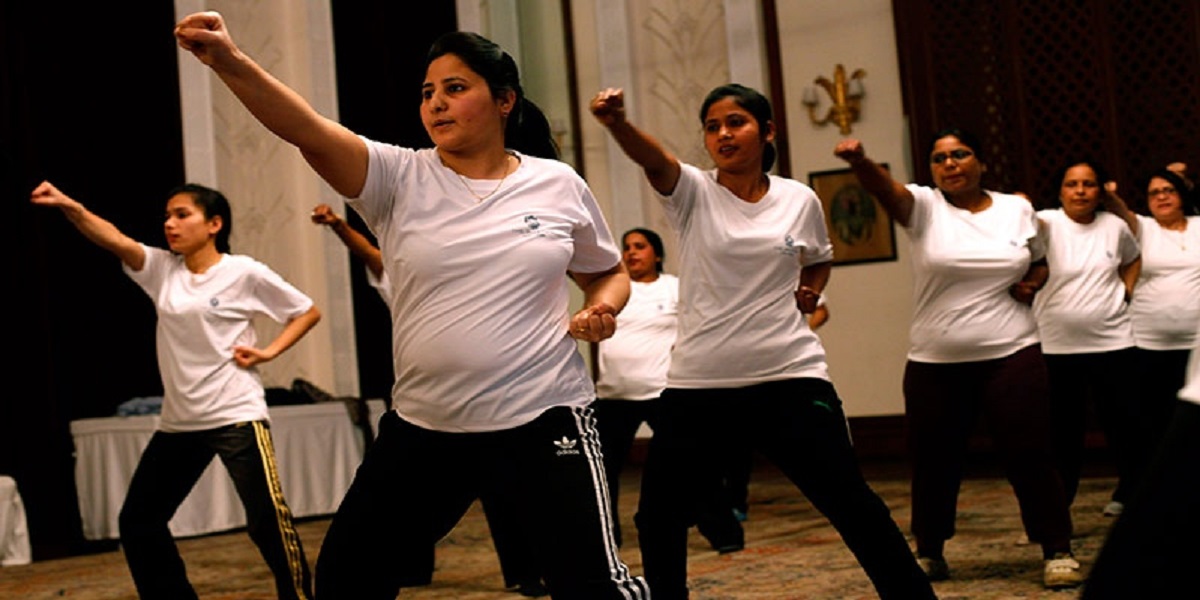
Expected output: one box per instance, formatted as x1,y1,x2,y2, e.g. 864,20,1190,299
926,127,985,164
698,84,776,172
426,31,559,160
168,183,232,253
623,227,665,272
1052,159,1109,210
1143,168,1199,216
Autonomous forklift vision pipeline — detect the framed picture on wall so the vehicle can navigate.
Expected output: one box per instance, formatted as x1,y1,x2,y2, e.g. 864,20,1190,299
808,166,897,265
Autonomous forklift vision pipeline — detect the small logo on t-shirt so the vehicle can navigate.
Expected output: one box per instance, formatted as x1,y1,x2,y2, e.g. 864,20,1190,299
515,214,546,237
554,436,580,456
776,234,802,256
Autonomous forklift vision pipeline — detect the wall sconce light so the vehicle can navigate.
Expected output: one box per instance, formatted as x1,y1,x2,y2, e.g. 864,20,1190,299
802,64,866,135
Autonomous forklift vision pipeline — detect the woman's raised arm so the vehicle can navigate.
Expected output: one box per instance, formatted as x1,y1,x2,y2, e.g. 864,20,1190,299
175,11,368,198
31,181,146,270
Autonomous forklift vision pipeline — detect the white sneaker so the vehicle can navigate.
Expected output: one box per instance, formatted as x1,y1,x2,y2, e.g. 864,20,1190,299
1103,501,1124,517
1043,554,1083,589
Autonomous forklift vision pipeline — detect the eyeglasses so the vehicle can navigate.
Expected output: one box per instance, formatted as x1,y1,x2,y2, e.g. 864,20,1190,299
1148,186,1178,197
930,149,974,164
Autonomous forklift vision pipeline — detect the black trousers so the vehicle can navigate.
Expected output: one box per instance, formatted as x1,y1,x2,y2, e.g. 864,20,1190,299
635,379,935,600
1045,348,1141,504
903,345,1074,553
315,406,648,600
1128,348,1191,497
394,489,540,590
119,421,312,600
592,397,743,551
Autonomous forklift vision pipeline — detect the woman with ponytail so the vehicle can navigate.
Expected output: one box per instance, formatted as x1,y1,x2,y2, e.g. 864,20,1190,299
30,181,321,600
176,11,646,600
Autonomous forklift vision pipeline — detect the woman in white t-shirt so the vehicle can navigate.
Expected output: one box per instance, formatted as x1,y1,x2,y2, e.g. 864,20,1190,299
592,227,743,554
835,131,1082,589
592,85,935,600
311,204,546,596
1101,167,1200,514
176,12,645,599
31,182,321,600
592,227,678,546
1033,160,1141,516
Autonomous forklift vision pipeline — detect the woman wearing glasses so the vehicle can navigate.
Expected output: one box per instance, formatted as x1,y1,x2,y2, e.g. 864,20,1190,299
834,130,1082,590
1102,167,1199,499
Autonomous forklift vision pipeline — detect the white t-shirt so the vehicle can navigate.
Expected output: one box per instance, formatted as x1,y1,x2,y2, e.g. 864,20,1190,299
595,274,679,400
124,247,315,432
366,267,392,301
904,185,1045,363
1033,210,1139,354
661,164,832,388
349,140,620,432
1129,215,1200,350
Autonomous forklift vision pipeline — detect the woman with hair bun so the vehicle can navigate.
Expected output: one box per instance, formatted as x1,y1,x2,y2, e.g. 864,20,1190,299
176,11,645,599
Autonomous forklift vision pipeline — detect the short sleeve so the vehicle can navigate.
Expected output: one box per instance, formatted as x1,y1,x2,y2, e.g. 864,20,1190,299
660,164,705,236
568,184,621,274
903,183,936,238
247,261,315,323
123,244,172,296
1117,220,1141,265
347,137,409,235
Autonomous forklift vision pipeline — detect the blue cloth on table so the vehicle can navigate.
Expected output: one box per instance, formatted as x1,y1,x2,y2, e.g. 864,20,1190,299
116,396,164,416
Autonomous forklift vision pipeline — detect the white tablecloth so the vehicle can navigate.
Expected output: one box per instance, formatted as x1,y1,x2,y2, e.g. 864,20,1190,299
0,475,32,566
70,400,386,540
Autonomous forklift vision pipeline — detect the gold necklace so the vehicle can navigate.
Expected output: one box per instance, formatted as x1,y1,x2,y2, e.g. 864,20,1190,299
454,154,514,202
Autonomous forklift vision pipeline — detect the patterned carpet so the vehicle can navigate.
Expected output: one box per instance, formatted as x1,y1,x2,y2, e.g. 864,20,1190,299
0,461,1118,599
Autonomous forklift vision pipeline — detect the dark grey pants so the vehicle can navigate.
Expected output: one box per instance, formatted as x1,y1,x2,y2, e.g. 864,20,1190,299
119,421,312,600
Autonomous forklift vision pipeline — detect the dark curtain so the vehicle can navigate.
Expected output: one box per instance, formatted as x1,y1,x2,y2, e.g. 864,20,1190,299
4,3,184,558
892,0,1200,210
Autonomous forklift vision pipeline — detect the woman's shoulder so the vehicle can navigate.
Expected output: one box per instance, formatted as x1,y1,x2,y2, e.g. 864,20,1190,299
988,190,1037,217
517,152,580,176
904,182,940,203
770,175,817,196
1094,210,1131,229
219,254,278,277
363,137,429,165
1036,207,1063,221
990,190,1030,206
134,245,181,274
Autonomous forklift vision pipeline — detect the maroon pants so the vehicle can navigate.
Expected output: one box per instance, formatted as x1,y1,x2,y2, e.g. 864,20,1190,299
903,344,1073,553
